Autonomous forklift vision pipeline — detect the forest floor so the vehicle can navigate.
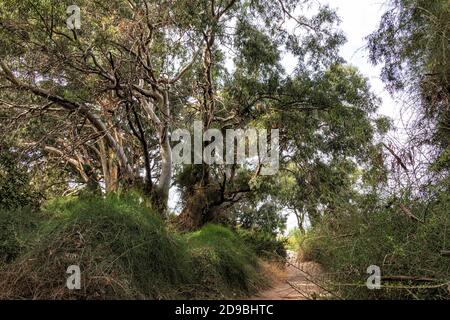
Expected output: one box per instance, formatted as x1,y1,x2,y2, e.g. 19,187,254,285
251,255,326,300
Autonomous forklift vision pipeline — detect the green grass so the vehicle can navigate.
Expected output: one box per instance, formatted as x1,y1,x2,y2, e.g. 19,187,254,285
185,225,265,298
0,193,267,299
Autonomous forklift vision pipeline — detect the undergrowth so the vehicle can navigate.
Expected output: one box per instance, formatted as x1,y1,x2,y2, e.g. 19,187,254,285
236,228,287,261
0,193,268,299
299,194,450,300
0,206,41,264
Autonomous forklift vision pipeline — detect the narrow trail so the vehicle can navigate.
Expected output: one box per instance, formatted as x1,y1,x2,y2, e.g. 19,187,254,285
251,255,326,300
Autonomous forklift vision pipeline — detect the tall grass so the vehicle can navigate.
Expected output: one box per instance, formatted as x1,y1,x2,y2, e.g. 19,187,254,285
186,225,265,298
0,193,267,299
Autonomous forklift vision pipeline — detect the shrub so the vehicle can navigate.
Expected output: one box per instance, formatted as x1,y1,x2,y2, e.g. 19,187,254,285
286,228,303,252
236,228,287,260
0,193,194,299
185,225,266,298
0,206,41,264
0,144,40,210
301,197,450,300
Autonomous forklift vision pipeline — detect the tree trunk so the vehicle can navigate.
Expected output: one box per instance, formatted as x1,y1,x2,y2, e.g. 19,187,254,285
176,184,227,230
156,125,172,209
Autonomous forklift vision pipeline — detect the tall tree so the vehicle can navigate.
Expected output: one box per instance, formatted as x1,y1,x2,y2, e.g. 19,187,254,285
1,0,389,229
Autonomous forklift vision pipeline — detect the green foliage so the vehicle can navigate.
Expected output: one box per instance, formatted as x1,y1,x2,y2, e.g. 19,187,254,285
1,0,445,301
0,194,266,299
286,228,303,252
236,228,287,260
258,63,389,229
0,143,40,210
233,201,287,236
186,225,265,297
368,0,449,92
0,193,190,299
0,206,41,264
300,194,450,300
0,0,388,232
368,0,450,172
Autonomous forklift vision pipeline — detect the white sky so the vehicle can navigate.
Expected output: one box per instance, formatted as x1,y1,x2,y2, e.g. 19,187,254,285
326,0,398,119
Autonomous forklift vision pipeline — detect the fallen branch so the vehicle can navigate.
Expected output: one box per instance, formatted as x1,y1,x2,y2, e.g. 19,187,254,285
285,260,342,300
441,250,450,257
286,281,310,300
261,250,342,299
398,203,424,223
327,280,450,290
382,276,437,282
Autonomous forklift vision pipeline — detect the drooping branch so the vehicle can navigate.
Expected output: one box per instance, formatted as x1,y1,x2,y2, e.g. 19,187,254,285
43,145,89,183
0,60,134,180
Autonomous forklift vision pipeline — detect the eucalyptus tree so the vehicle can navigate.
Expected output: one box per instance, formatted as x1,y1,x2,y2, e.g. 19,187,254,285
1,0,389,229
170,0,380,228
0,0,209,210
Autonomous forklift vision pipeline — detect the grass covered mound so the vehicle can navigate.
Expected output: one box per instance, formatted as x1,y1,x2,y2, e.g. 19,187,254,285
0,194,266,299
185,225,264,298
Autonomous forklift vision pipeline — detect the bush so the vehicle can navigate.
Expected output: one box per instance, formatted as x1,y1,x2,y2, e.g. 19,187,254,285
301,197,450,300
0,144,41,210
286,228,303,252
237,228,287,260
185,225,266,298
0,194,192,299
0,206,41,264
0,194,267,299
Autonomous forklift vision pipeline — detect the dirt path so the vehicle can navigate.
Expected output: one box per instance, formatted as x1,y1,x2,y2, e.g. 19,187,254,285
251,257,325,300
